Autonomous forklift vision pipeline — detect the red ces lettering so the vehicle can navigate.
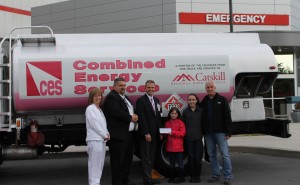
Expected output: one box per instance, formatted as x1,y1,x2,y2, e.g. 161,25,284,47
40,80,62,96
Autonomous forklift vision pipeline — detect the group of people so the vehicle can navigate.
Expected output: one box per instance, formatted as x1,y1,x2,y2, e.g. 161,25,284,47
85,78,233,185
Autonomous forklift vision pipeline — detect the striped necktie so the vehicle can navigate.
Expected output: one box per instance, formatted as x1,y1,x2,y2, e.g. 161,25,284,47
150,97,156,114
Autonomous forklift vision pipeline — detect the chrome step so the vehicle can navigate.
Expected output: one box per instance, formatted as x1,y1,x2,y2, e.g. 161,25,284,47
0,112,11,116
0,96,11,99
0,64,10,67
0,80,11,83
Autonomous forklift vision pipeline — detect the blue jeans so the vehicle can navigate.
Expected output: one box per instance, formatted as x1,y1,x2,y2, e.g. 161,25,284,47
205,133,233,179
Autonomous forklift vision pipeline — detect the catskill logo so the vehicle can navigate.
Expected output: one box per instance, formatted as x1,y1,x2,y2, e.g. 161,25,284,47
26,61,62,96
173,74,195,81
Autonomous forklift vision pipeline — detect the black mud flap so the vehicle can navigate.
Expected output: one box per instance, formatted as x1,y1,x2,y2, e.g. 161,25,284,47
0,144,3,165
232,118,291,138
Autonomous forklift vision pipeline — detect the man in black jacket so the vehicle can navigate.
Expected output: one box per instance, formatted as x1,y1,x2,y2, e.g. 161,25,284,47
103,78,138,185
136,80,162,185
200,80,233,185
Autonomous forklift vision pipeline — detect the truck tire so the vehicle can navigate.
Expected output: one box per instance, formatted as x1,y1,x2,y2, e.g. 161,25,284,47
154,139,188,177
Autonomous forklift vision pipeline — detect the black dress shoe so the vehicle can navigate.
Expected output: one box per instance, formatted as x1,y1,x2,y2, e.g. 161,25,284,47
174,177,185,184
189,177,195,183
143,181,154,185
151,179,161,184
194,176,201,183
123,180,136,185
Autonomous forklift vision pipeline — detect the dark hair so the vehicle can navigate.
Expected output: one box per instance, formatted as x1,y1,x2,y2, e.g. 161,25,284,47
167,107,181,120
145,80,155,85
187,93,201,107
113,77,126,86
187,93,199,103
88,88,102,104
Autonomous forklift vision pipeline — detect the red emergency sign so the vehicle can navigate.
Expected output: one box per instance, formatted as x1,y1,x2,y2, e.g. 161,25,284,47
179,13,289,25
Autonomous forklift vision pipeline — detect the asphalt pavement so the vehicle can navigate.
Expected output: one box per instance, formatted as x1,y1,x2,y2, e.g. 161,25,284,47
2,123,300,185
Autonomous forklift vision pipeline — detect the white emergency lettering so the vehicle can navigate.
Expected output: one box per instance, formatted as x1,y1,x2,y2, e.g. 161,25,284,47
206,14,266,24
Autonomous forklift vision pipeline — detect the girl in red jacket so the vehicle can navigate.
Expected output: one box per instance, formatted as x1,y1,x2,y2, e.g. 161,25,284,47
165,107,186,183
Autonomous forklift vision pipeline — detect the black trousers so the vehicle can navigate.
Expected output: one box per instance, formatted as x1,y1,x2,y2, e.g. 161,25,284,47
109,132,135,185
168,152,184,169
139,136,157,182
185,139,203,177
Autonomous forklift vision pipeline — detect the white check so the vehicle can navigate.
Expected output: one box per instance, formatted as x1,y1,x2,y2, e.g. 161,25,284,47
159,128,171,134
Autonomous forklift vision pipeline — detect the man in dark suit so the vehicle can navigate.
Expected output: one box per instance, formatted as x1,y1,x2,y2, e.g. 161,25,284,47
136,80,162,185
103,77,138,185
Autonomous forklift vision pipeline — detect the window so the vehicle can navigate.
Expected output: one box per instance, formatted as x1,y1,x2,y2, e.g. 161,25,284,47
235,72,277,98
275,54,293,74
263,79,295,116
273,79,294,98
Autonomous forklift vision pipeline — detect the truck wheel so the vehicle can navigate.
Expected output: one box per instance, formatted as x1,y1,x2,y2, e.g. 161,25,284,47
154,139,188,177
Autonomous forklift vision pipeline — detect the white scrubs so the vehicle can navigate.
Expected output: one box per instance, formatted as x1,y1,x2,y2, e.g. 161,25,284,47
86,104,109,185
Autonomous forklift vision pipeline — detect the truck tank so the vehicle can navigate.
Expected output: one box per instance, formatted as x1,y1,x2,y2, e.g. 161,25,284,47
12,33,275,113
1,28,289,176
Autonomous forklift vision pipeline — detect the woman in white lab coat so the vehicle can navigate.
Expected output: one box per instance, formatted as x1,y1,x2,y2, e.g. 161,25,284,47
86,88,110,185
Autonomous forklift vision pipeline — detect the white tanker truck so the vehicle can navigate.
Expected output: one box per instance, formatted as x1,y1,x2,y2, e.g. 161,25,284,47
0,26,290,175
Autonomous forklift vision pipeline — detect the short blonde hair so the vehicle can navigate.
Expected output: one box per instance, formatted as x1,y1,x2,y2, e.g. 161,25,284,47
88,88,103,104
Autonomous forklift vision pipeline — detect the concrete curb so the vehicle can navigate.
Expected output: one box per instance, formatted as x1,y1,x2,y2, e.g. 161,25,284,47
230,146,300,159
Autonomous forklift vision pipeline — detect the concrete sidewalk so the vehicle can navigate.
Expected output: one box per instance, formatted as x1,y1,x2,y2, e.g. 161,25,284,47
229,122,300,158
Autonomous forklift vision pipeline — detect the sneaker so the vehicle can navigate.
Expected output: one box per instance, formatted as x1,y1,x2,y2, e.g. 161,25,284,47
208,176,220,183
168,178,175,183
224,178,232,185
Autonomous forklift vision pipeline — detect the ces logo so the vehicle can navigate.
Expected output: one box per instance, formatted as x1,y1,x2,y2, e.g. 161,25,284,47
26,61,62,96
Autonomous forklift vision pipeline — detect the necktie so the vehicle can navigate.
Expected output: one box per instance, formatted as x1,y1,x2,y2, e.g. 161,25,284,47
123,97,129,107
122,96,137,131
150,97,156,114
123,96,133,114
